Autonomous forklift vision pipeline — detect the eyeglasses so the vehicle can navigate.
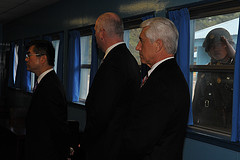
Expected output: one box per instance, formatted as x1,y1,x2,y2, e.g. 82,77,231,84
26,54,45,58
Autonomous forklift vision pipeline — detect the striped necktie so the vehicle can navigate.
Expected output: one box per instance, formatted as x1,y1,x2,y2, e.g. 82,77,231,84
140,75,148,88
33,81,38,92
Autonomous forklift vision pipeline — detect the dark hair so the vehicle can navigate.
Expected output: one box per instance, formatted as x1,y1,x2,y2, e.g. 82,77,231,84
28,40,55,66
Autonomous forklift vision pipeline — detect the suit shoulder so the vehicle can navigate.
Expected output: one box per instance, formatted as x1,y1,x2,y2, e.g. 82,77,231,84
108,45,138,66
39,71,64,92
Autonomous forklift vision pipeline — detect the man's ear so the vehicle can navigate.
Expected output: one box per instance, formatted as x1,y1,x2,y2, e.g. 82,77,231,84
99,28,105,40
155,39,163,53
40,55,47,64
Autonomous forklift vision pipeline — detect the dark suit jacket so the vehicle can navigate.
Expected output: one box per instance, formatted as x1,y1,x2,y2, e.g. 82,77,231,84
119,58,190,160
26,70,69,160
83,43,141,160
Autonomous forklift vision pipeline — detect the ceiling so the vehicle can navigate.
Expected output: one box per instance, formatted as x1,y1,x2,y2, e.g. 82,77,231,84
0,0,60,24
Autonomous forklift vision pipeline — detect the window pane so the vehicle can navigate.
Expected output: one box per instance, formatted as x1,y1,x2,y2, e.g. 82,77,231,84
81,36,92,65
79,35,92,101
125,28,141,65
192,71,234,133
79,68,90,100
191,12,239,133
13,45,19,84
191,13,239,65
30,72,35,91
52,40,60,72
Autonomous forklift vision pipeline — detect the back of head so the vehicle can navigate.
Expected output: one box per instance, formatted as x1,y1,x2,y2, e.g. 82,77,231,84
96,12,124,39
203,28,234,52
28,40,55,66
140,17,179,54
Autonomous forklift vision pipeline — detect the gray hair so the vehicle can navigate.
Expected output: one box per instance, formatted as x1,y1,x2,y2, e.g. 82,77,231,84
96,12,124,39
140,17,179,54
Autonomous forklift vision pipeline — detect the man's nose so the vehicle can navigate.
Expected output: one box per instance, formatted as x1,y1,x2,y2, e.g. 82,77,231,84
136,41,141,51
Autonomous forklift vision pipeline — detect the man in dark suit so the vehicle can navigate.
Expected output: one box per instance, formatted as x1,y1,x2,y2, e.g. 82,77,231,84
119,17,190,160
25,40,69,160
82,12,141,160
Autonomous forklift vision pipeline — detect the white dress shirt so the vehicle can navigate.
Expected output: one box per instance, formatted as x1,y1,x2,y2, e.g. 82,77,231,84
37,68,54,84
103,42,125,59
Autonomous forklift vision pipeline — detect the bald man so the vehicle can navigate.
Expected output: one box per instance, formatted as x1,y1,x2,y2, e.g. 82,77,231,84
82,12,141,160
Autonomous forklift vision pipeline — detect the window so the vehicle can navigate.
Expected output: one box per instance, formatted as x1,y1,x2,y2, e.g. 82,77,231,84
124,28,142,65
122,12,155,65
8,42,18,88
13,44,19,84
52,40,60,72
79,35,92,101
190,8,240,133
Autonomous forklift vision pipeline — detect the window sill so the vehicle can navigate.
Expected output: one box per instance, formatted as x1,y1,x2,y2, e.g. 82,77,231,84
186,126,240,152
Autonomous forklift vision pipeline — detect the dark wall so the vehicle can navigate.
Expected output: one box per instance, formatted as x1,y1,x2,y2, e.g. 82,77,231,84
0,24,2,42
0,24,10,123
3,0,202,41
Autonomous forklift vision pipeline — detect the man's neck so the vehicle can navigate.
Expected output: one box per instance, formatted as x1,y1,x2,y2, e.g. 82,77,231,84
103,37,123,52
37,68,54,83
36,66,53,77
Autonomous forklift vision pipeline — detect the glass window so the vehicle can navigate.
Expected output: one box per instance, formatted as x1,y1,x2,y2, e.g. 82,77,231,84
191,12,239,133
81,36,92,64
80,68,90,100
30,72,35,91
79,35,92,101
52,40,60,72
124,28,142,65
13,44,19,84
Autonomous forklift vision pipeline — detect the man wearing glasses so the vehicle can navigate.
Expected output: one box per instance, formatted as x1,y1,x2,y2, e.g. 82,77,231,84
25,40,70,160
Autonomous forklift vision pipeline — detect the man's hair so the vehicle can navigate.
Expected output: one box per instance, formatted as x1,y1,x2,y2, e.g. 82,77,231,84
140,17,179,54
96,12,124,39
28,40,55,66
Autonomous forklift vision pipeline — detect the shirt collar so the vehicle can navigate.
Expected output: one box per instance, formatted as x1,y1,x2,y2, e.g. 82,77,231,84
37,68,54,83
103,42,125,59
148,57,174,77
